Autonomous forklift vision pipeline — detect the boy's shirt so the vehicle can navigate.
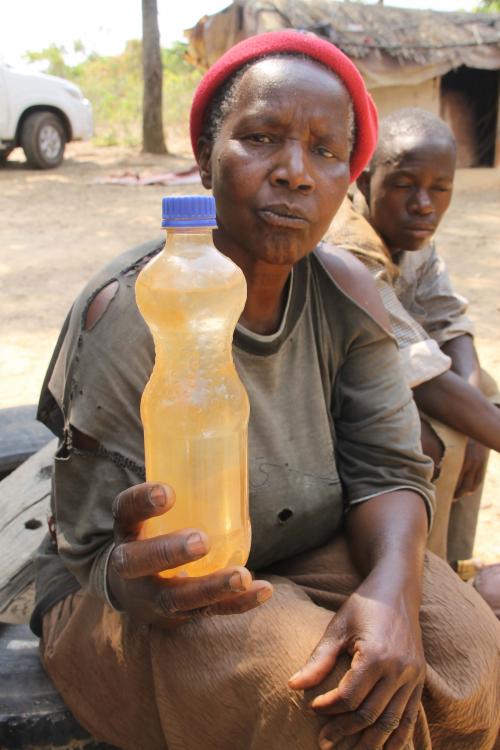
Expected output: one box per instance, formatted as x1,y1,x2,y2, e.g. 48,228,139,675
392,243,474,347
325,197,474,388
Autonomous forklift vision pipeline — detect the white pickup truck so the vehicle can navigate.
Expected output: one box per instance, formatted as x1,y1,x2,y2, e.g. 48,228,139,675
0,64,93,168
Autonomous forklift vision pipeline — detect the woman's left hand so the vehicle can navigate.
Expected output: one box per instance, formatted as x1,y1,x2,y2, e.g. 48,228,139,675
289,576,425,750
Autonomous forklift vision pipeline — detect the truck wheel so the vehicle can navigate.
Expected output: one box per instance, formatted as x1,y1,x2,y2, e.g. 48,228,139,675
0,148,13,166
21,112,66,169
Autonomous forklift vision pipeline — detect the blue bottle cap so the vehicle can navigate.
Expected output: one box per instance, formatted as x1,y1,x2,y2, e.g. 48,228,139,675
162,195,217,228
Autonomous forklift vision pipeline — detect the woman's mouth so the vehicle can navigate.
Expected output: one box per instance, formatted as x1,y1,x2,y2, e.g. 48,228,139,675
258,206,309,229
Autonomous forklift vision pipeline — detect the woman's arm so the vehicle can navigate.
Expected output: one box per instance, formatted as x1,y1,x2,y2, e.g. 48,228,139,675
290,491,427,750
289,255,433,749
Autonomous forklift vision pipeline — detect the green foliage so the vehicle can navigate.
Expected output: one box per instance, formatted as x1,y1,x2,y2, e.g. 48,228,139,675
24,44,73,79
23,40,202,150
163,42,203,146
474,0,500,11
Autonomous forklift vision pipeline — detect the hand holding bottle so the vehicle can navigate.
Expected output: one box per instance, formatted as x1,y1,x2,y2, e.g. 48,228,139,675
106,482,272,627
135,195,251,578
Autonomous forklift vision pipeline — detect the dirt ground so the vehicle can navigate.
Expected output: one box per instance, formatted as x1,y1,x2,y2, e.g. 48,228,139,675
1,142,499,563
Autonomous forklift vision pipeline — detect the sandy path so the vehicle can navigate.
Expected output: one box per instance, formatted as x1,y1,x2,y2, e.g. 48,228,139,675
1,143,499,562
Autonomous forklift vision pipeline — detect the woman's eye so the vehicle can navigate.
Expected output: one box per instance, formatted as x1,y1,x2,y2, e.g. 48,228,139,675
392,182,412,189
432,185,451,193
248,133,273,144
315,146,335,158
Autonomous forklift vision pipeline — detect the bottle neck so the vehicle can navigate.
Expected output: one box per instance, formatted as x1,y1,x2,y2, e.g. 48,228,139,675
165,226,215,252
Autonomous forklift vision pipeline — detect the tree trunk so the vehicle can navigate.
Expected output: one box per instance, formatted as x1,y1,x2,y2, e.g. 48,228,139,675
142,0,167,154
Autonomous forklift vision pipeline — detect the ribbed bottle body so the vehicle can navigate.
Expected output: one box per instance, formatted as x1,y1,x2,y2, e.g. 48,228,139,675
135,230,250,577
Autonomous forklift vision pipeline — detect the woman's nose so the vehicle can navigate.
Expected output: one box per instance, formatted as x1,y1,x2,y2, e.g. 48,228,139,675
270,140,315,192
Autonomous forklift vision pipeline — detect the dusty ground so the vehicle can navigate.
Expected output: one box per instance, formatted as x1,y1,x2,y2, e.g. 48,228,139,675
1,142,499,563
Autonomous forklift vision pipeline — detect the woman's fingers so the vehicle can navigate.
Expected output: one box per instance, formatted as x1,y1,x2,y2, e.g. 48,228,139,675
288,620,345,690
111,529,210,578
155,581,274,621
107,482,275,623
199,580,273,616
308,652,383,716
112,482,175,540
148,580,274,628
383,685,422,750
318,682,418,750
310,649,422,747
154,566,254,617
313,676,398,731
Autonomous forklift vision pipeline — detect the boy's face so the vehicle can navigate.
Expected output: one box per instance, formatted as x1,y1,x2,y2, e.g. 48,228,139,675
359,134,456,255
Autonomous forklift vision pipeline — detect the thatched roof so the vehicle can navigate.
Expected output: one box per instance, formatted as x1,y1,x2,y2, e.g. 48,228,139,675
185,0,500,87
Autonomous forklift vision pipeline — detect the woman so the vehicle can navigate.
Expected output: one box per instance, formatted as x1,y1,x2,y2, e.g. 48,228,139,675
32,31,500,750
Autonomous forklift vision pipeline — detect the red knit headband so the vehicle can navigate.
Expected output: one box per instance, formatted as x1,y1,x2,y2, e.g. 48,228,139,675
190,30,378,182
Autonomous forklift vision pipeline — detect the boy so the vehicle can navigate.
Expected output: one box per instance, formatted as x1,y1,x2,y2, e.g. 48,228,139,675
329,108,500,583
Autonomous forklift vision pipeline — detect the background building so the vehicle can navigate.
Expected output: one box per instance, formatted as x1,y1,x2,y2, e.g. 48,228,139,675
186,0,500,167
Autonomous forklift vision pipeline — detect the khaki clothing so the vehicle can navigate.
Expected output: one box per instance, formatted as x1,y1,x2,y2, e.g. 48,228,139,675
31,239,434,634
425,370,500,560
446,369,500,561
425,420,467,559
41,538,500,750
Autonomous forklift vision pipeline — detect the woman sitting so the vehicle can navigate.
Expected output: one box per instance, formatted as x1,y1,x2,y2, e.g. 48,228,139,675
32,31,500,750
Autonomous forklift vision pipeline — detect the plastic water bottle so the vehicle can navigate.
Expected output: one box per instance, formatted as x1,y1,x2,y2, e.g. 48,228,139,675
135,195,251,577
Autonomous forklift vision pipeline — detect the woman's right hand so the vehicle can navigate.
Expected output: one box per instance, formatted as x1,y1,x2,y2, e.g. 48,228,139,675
106,482,273,626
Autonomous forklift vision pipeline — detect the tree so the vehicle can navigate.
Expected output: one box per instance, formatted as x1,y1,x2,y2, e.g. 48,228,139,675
474,0,500,10
142,0,167,154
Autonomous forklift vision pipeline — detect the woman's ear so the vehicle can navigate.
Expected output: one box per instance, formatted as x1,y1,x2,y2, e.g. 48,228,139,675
196,136,213,189
356,170,370,207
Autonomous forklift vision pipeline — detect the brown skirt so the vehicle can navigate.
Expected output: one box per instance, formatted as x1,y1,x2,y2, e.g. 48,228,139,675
41,537,500,750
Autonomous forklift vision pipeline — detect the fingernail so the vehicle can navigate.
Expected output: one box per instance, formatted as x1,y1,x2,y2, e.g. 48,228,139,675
289,669,302,682
149,485,167,507
319,741,333,750
229,572,245,592
256,587,272,604
186,533,206,557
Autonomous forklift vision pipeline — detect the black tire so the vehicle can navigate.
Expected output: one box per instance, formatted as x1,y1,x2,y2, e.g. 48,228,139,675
20,111,66,169
0,148,13,166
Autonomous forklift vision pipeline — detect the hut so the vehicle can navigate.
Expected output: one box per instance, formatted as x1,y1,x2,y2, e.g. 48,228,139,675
185,0,500,167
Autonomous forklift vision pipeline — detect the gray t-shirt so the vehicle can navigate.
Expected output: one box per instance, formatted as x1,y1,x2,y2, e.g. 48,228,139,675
31,238,434,635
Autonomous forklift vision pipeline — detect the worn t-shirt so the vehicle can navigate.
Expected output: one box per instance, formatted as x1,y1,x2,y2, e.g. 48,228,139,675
392,244,474,346
31,238,434,635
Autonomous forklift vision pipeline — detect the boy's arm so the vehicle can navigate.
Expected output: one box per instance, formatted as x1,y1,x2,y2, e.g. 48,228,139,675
413,369,500,453
441,334,481,389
